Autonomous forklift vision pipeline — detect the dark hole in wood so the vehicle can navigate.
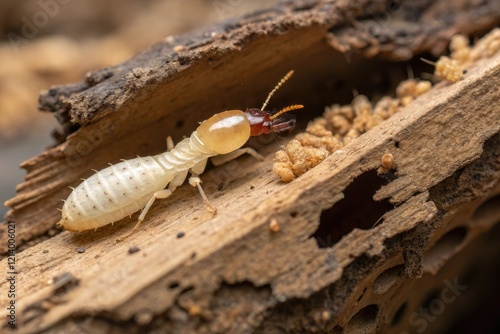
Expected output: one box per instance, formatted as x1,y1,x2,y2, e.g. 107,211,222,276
312,170,393,248
349,304,379,330
168,282,180,289
176,119,185,129
357,287,367,302
471,195,500,226
421,288,440,310
423,226,467,267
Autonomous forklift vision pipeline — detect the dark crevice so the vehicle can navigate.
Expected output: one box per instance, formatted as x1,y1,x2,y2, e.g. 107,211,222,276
168,281,180,290
348,304,379,331
175,119,185,129
373,264,405,295
312,170,394,248
421,288,440,310
391,302,407,326
471,194,500,227
423,226,468,268
356,287,367,302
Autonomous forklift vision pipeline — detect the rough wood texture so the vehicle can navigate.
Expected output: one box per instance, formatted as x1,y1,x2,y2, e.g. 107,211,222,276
1,0,500,333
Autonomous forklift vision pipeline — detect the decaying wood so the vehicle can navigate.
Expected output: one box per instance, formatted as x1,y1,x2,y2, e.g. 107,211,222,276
2,0,500,254
1,0,500,333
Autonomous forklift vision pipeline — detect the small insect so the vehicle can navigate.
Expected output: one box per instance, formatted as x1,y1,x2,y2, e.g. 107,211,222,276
420,57,466,83
58,70,303,241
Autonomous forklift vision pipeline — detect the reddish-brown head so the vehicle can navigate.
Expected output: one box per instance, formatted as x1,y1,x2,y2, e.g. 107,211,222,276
244,70,303,137
244,105,302,137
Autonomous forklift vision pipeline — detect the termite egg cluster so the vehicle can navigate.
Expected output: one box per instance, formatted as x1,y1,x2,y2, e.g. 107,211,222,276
433,56,464,83
451,28,500,65
273,78,431,182
434,28,500,82
273,29,500,183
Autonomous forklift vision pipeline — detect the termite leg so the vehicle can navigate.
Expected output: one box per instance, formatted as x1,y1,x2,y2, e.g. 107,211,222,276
166,136,175,151
189,159,217,213
190,159,208,175
210,148,264,166
116,189,173,242
189,176,216,213
168,170,188,193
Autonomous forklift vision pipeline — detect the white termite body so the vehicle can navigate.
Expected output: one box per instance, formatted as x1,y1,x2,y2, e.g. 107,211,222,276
57,70,302,241
59,134,213,232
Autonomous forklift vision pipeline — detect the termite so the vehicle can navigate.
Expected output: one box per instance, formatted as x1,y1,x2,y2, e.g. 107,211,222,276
420,57,466,83
57,70,303,241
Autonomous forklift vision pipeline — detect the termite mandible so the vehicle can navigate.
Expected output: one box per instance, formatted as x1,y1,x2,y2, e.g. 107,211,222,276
57,70,303,241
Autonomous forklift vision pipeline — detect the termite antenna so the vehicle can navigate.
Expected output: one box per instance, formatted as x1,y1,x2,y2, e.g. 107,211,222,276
372,214,385,228
420,57,436,66
261,70,295,111
269,104,304,121
57,208,63,212
421,72,434,81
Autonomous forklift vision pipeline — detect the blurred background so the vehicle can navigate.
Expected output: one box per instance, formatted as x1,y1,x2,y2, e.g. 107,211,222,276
0,0,276,218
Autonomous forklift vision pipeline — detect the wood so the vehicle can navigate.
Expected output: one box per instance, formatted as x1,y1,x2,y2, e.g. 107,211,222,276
1,0,499,332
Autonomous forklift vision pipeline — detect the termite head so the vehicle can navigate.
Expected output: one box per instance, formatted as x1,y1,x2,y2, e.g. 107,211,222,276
245,69,303,136
245,105,302,136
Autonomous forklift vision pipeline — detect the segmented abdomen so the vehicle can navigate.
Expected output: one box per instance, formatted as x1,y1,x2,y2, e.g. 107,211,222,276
59,136,215,232
61,156,174,231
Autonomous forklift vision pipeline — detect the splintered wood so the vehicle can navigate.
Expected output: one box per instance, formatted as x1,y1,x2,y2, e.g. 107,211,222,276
273,28,500,182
